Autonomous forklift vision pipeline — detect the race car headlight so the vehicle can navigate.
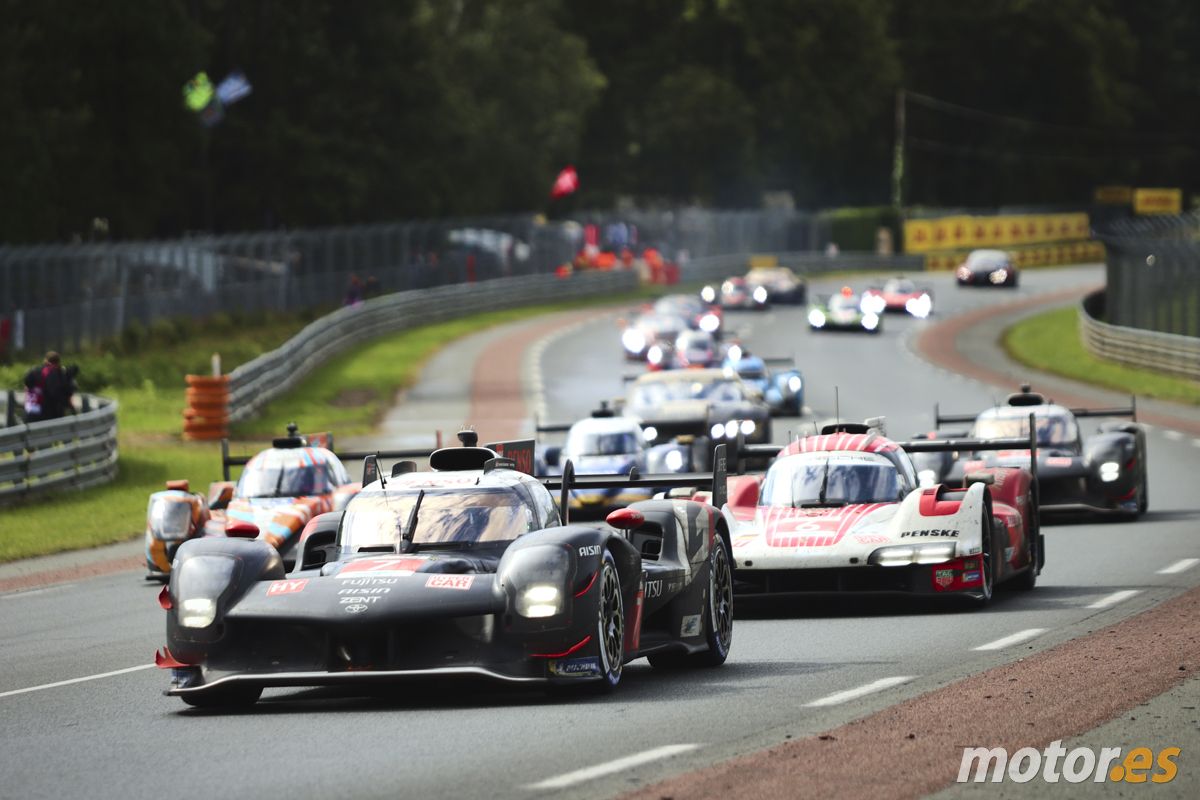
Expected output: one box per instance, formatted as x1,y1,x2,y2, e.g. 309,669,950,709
862,313,880,331
917,469,937,488
1099,460,1120,482
179,598,217,629
642,426,658,442
664,449,685,472
701,285,716,303
752,286,768,303
647,345,664,365
518,584,561,618
622,328,646,353
989,269,1008,284
726,344,742,363
860,295,886,315
174,554,238,628
740,419,756,436
498,545,570,618
957,266,971,280
905,294,932,319
710,423,725,438
787,375,802,393
724,421,740,439
699,313,720,333
869,542,957,566
808,309,826,328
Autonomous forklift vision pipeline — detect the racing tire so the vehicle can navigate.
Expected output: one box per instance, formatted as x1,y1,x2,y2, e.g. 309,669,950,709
648,536,734,669
546,552,624,697
969,514,994,606
1136,473,1148,516
1013,525,1038,591
180,684,263,709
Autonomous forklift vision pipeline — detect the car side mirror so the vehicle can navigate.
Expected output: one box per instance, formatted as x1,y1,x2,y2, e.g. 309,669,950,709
543,446,561,468
207,482,234,510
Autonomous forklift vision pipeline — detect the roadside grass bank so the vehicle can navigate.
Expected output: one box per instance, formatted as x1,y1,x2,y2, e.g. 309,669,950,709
0,288,657,562
1002,306,1200,406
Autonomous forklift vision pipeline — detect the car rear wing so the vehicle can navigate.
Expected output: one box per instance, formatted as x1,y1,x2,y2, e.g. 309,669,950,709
542,444,728,521
936,396,1136,427
761,356,795,367
897,415,1039,486
220,438,440,481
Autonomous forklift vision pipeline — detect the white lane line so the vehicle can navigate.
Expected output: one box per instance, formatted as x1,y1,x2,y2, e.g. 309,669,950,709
0,664,155,700
1164,430,1184,441
1158,558,1200,575
1087,589,1141,609
525,744,700,790
804,676,915,707
973,628,1047,651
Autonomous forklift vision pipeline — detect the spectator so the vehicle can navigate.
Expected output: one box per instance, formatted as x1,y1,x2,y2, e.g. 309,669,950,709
344,275,364,307
23,351,72,422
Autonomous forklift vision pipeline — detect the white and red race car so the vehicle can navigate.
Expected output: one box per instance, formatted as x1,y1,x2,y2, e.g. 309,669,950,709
723,420,1042,603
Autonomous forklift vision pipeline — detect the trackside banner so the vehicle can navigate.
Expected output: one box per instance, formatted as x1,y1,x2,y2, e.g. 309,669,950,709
904,213,1090,254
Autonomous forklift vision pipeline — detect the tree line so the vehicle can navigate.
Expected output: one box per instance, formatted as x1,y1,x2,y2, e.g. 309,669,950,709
2,0,1195,243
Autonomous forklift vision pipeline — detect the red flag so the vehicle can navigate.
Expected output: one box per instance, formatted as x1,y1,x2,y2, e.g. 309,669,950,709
550,165,579,199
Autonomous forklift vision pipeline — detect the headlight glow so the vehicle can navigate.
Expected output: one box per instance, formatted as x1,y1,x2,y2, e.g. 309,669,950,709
643,426,658,442
1099,461,1120,482
862,312,880,331
723,421,739,439
752,286,768,303
710,423,725,438
701,285,716,303
906,293,932,319
179,597,217,629
622,328,646,353
740,419,756,435
664,449,685,472
699,313,720,333
870,542,957,566
727,344,742,363
808,309,826,328
787,375,802,393
647,345,664,365
989,268,1009,284
861,295,886,315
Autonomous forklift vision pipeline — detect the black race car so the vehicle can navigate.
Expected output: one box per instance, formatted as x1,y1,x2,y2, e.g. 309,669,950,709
914,386,1147,518
956,249,1018,287
155,432,734,708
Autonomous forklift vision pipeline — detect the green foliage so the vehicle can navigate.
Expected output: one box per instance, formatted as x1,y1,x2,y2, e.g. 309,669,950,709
825,206,900,251
1003,307,1200,406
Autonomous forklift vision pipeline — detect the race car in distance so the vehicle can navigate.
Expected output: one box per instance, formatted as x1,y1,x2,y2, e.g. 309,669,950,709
536,411,684,517
156,433,734,707
725,420,1042,602
647,330,723,371
620,311,690,361
807,287,882,333
701,277,768,310
919,386,1147,518
653,294,724,337
862,277,933,318
745,266,807,304
957,249,1018,287
622,368,772,463
144,427,359,580
722,345,804,417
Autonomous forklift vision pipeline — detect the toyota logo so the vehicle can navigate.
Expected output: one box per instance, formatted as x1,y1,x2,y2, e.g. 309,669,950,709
344,603,369,614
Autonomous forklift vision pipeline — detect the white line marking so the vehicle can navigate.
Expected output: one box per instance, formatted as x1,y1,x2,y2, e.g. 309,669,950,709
1164,430,1184,441
0,663,155,700
804,676,915,707
525,744,700,790
973,628,1047,651
1191,439,1200,449
1158,558,1200,575
1087,589,1141,609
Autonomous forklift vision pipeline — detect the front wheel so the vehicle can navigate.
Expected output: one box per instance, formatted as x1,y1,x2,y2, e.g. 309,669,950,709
970,515,994,606
593,553,625,691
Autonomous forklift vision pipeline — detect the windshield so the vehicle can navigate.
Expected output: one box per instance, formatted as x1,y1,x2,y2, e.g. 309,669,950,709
760,453,903,506
885,279,915,294
237,459,334,498
639,314,687,334
341,488,536,550
676,332,712,351
631,378,744,405
654,297,703,317
736,365,766,380
974,412,1078,446
148,497,193,536
967,251,1009,269
829,295,860,312
566,430,641,456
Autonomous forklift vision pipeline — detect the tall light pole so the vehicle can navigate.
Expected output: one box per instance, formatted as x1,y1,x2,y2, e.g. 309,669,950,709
892,88,906,212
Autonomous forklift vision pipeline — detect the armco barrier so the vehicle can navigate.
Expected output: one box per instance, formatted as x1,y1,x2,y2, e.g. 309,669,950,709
1079,290,1200,382
681,251,926,283
212,270,640,427
0,392,119,504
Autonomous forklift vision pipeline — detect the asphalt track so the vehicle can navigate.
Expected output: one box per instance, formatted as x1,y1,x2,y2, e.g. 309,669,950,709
1,265,1198,800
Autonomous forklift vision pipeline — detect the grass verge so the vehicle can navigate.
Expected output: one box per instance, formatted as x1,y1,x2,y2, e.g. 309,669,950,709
1002,306,1200,406
1,288,657,562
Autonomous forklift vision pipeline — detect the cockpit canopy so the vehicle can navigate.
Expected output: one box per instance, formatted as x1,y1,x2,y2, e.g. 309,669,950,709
340,486,539,550
760,452,907,507
236,448,350,498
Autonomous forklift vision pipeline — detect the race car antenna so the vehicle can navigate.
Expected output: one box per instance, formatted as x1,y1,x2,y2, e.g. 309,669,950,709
834,386,840,429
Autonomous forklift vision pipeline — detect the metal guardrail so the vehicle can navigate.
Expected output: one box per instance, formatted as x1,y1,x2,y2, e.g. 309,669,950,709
1079,290,1200,381
680,251,926,283
224,270,640,422
0,393,119,504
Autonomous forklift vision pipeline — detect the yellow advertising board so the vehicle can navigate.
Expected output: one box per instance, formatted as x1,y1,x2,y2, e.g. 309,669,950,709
1094,186,1133,205
903,219,935,253
1133,188,1182,216
904,212,1093,253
